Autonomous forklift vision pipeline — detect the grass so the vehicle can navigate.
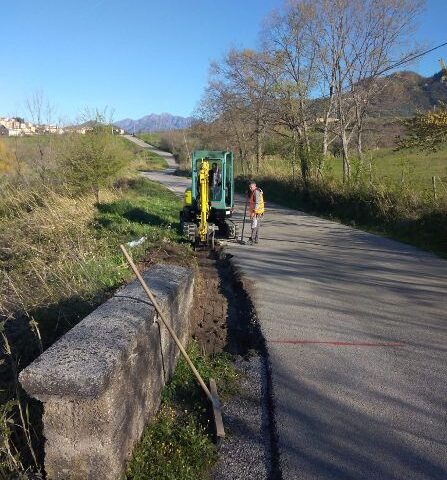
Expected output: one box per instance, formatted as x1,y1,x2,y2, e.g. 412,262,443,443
0,178,187,341
246,145,447,196
136,132,162,148
126,404,215,480
126,340,238,480
118,136,168,171
145,150,168,170
331,146,447,193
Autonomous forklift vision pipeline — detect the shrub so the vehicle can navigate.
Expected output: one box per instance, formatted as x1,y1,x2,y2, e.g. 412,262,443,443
62,126,132,202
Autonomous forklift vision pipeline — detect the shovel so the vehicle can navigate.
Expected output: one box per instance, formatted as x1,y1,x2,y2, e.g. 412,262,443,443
120,245,225,439
239,193,249,245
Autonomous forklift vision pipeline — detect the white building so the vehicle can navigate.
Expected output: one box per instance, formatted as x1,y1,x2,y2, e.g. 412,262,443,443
0,117,64,136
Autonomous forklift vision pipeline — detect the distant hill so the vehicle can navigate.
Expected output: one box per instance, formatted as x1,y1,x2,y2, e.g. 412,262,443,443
114,113,192,133
368,70,447,118
350,70,447,149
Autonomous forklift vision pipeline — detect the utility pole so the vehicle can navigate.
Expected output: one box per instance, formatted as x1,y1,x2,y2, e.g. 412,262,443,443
440,59,447,83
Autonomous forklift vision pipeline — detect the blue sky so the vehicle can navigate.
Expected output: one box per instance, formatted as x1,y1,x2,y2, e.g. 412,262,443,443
0,0,445,123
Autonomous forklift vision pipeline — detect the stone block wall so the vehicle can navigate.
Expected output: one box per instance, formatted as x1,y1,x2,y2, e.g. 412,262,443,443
19,264,194,480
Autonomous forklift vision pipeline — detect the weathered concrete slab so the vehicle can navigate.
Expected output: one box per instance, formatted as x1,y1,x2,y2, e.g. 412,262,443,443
20,264,194,480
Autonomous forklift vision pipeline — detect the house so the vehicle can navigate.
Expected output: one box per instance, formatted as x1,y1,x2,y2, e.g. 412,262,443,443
0,117,64,136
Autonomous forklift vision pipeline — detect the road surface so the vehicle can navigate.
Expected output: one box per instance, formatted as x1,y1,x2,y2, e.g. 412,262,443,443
142,164,447,480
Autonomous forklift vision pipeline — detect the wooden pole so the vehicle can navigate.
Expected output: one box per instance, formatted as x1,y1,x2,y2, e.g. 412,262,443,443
119,245,217,408
432,175,437,200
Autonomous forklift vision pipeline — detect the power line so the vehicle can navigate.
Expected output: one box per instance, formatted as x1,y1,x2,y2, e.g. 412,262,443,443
378,41,447,76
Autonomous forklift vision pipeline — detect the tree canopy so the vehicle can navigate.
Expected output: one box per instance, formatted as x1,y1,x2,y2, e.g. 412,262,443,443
397,103,447,151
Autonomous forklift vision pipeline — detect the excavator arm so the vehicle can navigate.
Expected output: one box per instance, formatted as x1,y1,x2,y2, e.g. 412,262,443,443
198,160,210,242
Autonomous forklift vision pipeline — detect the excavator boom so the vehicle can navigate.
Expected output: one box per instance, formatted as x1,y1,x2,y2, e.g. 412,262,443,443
198,160,210,242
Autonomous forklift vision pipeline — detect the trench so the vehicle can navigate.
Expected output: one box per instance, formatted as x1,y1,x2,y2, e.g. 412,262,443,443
191,247,282,480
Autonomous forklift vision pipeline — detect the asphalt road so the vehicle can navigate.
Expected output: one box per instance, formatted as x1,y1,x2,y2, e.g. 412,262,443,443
141,164,447,480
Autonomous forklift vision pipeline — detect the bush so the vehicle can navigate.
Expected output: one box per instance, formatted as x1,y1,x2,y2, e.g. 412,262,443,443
62,126,132,202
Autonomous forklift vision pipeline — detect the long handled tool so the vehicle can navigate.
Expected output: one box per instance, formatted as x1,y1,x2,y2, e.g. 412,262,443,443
120,244,225,438
239,193,249,245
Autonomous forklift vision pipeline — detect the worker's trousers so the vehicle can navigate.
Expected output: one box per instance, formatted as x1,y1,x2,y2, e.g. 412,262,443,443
250,214,262,242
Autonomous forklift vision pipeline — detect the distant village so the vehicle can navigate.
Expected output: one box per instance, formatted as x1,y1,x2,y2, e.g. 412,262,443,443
0,117,124,137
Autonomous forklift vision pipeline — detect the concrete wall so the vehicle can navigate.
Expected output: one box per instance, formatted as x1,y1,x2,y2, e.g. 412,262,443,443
19,264,194,480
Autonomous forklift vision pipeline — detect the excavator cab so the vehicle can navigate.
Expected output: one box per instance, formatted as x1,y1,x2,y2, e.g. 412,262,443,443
180,150,238,246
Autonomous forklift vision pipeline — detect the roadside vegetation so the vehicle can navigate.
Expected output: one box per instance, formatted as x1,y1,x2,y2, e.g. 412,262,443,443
126,137,168,171
126,340,238,480
136,132,162,148
0,127,191,477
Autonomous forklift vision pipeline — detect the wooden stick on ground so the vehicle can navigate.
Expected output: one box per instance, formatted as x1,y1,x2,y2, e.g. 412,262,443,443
119,245,225,437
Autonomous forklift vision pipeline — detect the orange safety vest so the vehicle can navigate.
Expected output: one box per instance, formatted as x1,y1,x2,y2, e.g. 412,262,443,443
249,188,265,215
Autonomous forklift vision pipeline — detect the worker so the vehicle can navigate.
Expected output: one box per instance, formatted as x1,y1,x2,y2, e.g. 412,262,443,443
209,162,222,201
248,181,264,245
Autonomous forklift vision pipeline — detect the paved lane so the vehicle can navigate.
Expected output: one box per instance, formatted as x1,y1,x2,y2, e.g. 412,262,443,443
144,167,447,480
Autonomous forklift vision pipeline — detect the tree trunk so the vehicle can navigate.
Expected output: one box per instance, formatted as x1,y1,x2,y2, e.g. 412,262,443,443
341,129,350,183
239,148,245,176
292,133,297,183
255,124,262,173
356,129,363,161
300,97,311,154
355,105,364,162
300,142,310,184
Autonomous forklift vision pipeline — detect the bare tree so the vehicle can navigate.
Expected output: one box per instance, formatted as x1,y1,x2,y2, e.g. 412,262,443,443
262,1,319,181
196,81,255,174
312,0,424,181
210,49,277,172
344,0,424,161
25,91,58,180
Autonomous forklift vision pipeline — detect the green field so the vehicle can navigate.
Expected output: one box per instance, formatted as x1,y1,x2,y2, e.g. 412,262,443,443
244,145,447,197
136,132,162,148
335,146,447,192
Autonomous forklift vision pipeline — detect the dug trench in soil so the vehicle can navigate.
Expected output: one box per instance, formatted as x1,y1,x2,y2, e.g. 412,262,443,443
191,247,282,480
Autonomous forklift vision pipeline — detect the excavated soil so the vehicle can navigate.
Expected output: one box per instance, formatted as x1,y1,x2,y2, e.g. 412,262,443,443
190,248,261,355
190,252,228,353
190,247,282,480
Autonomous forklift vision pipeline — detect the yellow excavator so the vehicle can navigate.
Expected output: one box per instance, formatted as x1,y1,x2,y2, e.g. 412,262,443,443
180,150,238,249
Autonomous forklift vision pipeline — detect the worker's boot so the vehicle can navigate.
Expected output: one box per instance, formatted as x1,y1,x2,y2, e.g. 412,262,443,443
248,229,255,245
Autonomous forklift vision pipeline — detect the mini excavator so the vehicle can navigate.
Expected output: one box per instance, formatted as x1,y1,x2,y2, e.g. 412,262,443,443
180,150,238,248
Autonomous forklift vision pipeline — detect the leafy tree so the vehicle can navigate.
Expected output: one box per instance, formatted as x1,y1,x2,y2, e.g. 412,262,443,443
63,124,130,202
397,103,447,151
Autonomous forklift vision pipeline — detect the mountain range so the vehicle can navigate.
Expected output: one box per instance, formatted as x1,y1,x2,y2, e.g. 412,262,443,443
114,113,192,133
